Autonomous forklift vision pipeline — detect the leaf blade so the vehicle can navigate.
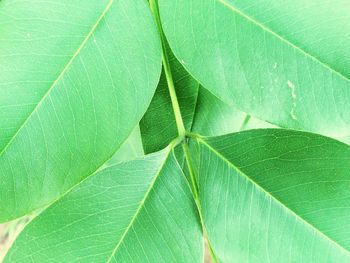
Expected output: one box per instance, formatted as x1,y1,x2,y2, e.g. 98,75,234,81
0,0,162,222
159,0,350,138
193,129,350,262
4,149,203,262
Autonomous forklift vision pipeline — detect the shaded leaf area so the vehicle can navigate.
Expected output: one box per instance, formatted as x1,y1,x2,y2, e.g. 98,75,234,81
140,41,199,153
0,0,162,222
4,149,203,263
159,0,350,138
190,129,350,262
191,88,275,136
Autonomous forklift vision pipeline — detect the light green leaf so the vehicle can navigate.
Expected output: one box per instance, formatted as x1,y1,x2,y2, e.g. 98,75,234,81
340,135,350,146
159,0,350,138
191,129,350,262
104,125,144,166
4,148,203,262
140,41,199,154
0,0,161,222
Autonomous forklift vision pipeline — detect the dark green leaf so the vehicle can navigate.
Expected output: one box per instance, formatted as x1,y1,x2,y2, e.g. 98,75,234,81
140,42,198,153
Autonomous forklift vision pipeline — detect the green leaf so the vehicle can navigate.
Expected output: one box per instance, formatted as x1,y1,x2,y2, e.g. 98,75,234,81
4,149,203,262
104,125,144,166
0,0,161,222
159,0,350,138
191,129,350,262
340,135,350,146
140,42,199,153
191,88,275,136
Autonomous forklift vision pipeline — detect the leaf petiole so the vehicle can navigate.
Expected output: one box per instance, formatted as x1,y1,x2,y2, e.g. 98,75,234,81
182,141,218,263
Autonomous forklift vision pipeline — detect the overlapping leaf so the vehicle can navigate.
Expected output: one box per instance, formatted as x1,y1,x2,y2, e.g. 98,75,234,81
0,0,162,222
191,129,350,262
159,0,350,138
4,149,203,262
191,88,274,136
104,126,144,166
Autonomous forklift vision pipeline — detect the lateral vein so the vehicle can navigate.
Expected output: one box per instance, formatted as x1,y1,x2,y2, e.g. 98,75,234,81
106,148,171,262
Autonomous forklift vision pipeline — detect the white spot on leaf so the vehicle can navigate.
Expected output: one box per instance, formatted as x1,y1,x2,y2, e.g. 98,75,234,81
287,80,298,120
287,80,295,89
290,107,298,120
273,62,278,69
287,80,297,99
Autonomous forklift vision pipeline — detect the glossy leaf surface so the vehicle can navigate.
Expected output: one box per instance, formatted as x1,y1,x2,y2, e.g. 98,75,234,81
159,0,350,138
0,0,161,222
5,149,203,262
192,129,350,262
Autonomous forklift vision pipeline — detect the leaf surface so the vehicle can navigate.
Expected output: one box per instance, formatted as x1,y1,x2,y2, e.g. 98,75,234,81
5,149,203,262
0,0,161,222
191,88,275,136
105,125,144,166
191,129,350,262
159,0,350,137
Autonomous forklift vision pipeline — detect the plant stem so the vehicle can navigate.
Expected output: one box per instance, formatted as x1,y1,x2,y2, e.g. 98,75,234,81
149,0,186,139
150,2,217,261
182,142,199,198
182,142,218,263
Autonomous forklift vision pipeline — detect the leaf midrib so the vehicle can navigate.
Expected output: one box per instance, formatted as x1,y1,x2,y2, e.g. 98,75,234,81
106,149,171,263
217,0,350,84
0,0,114,157
198,137,350,257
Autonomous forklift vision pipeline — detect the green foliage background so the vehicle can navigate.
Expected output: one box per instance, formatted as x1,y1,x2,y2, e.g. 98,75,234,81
0,0,350,262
